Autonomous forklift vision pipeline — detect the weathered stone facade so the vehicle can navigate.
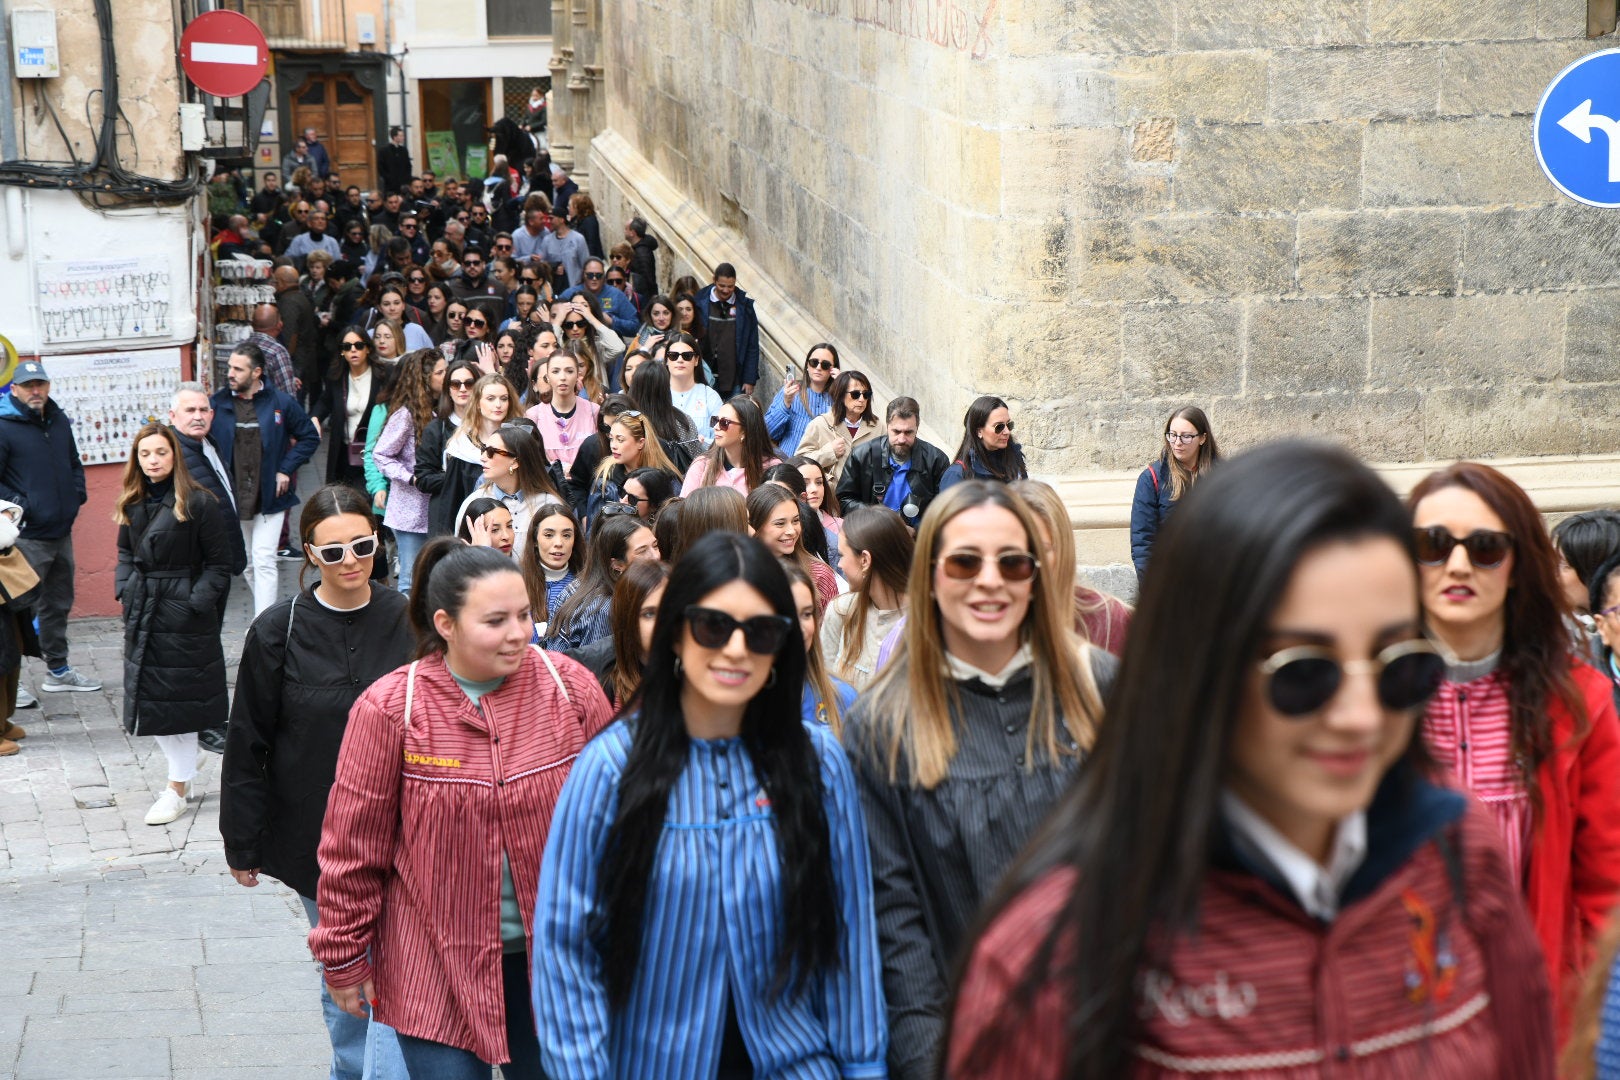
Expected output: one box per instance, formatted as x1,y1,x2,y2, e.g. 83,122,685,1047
590,0,1619,474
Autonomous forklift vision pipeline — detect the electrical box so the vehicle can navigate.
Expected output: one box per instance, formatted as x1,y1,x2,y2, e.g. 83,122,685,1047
356,14,376,44
178,104,205,152
11,9,58,79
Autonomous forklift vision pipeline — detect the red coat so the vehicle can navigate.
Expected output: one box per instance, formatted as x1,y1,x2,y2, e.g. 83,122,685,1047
948,795,1554,1079
1526,661,1620,1015
309,648,613,1064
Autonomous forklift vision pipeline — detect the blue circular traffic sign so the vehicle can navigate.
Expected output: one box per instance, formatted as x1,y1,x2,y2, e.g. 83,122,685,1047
1535,48,1620,208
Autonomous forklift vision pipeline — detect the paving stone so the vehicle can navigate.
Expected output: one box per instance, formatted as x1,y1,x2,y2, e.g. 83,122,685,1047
15,1037,170,1078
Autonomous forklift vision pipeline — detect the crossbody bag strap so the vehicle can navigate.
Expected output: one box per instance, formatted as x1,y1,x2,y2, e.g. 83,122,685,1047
402,659,420,733
530,643,570,703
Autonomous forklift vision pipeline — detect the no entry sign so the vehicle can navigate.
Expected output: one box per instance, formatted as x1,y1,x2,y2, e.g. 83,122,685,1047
179,11,268,98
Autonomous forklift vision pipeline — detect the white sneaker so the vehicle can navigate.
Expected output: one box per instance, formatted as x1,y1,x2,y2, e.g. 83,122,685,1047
15,686,36,709
143,783,192,826
40,666,101,693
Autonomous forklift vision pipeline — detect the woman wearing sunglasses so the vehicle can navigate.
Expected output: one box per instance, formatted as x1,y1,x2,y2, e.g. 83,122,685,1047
520,503,583,642
373,350,447,594
220,485,413,1079
1411,462,1620,1023
453,300,502,375
841,480,1111,1079
553,292,624,396
765,343,841,456
432,295,466,347
945,442,1555,1080
939,395,1028,492
454,424,565,553
311,539,613,1080
534,532,885,1077
620,466,680,523
586,410,679,525
664,331,723,444
413,358,479,537
316,330,389,492
681,397,780,497
115,423,234,827
540,511,660,652
797,370,880,487
1131,405,1218,587
425,373,520,538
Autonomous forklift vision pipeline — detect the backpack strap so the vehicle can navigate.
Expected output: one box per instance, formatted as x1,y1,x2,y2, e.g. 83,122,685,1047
286,593,298,641
402,659,421,733
1148,462,1160,493
530,644,570,703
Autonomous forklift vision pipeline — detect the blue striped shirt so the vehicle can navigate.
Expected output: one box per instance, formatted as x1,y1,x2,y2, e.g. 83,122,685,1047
533,718,888,1079
766,386,835,456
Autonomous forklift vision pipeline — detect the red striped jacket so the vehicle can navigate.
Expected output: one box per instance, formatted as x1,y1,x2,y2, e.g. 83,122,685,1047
309,648,613,1064
948,796,1554,1079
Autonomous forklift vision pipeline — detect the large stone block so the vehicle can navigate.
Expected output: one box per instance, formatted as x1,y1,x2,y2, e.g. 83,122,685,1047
1296,210,1463,296
1461,206,1620,291
1369,0,1538,42
1114,52,1268,124
1268,46,1441,121
996,56,1118,130
1245,298,1371,394
1566,290,1620,383
1363,117,1544,207
1174,123,1362,212
1027,395,1184,471
984,303,1124,402
1122,302,1244,398
1422,386,1619,459
999,0,1175,55
1178,0,1367,49
1438,40,1596,117
1078,214,1296,301
1215,390,1425,461
1368,293,1563,389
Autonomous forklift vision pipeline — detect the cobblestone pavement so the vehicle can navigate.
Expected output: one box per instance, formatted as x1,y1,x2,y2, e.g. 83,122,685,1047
0,558,331,1078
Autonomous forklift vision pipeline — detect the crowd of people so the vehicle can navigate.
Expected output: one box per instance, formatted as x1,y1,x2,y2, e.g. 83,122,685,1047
0,163,1610,1077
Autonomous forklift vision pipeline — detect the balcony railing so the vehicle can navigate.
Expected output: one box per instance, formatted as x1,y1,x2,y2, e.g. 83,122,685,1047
219,0,350,50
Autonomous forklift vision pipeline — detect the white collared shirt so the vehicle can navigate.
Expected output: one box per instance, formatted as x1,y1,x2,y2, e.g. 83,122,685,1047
945,643,1033,689
1220,790,1367,921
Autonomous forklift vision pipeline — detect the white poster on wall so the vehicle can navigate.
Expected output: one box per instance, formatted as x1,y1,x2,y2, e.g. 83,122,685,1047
46,348,181,466
35,257,175,345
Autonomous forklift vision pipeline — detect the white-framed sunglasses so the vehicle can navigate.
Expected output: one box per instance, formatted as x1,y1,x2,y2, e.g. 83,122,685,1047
305,535,379,564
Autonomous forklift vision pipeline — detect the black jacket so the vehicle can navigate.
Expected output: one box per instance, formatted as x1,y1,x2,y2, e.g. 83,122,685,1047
314,365,387,485
378,143,412,196
221,583,412,898
0,394,85,540
629,235,659,308
116,485,232,737
414,416,482,537
835,437,950,527
170,428,248,575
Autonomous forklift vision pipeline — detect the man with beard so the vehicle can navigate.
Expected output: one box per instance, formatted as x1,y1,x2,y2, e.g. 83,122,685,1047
449,245,508,303
835,396,949,530
284,208,341,272
0,362,97,701
333,185,369,233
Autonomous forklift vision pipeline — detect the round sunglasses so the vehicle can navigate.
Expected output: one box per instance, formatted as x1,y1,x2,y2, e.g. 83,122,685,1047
937,551,1038,582
1256,638,1444,717
1412,527,1513,570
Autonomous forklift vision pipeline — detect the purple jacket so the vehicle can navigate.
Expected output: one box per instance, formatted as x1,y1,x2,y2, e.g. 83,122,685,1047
372,408,429,533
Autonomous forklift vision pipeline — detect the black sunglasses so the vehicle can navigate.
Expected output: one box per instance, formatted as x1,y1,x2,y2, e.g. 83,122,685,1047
480,444,515,459
807,358,835,371
584,271,605,280
1412,527,1513,570
846,389,869,400
1257,639,1444,718
938,551,1038,582
563,319,586,330
464,317,488,328
341,340,367,351
598,503,640,519
667,349,696,361
684,605,794,654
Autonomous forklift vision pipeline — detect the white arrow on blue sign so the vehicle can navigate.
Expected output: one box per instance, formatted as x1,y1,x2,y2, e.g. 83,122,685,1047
1535,48,1620,208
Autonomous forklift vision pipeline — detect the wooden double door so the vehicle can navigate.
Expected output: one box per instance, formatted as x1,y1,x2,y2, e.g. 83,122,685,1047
289,72,375,190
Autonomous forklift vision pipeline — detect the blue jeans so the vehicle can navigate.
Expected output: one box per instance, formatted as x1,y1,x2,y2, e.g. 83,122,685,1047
396,952,544,1079
394,530,426,595
300,895,409,1080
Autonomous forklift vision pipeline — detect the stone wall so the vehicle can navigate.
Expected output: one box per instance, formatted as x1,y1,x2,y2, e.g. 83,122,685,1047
592,0,1620,472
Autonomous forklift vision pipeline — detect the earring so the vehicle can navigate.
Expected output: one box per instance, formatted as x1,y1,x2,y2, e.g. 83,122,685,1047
673,657,683,676
765,667,777,688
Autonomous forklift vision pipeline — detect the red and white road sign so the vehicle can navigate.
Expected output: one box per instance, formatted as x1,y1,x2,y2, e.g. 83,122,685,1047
179,11,268,98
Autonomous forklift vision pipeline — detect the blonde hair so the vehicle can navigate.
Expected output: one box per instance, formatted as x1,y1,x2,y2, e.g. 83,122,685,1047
779,558,846,734
114,424,206,525
458,373,519,448
1009,478,1124,644
595,411,677,480
856,482,1104,789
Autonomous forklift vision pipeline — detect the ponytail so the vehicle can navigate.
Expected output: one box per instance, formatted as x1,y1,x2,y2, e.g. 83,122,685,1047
408,538,523,659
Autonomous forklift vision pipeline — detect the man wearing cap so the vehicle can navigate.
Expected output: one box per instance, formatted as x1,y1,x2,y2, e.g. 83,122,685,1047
0,361,99,698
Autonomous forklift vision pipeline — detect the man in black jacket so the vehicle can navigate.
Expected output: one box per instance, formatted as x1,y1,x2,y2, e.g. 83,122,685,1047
168,381,245,755
626,216,658,302
378,126,412,196
835,396,949,530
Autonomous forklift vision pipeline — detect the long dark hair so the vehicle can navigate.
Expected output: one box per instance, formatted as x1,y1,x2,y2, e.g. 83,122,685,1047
1409,461,1583,809
695,396,775,491
407,537,523,660
519,502,583,623
949,442,1428,1078
623,466,680,519
597,533,836,1006
834,506,913,682
328,326,377,382
828,369,875,427
628,358,699,444
952,395,1027,483
438,358,481,420
550,513,647,639
608,559,671,706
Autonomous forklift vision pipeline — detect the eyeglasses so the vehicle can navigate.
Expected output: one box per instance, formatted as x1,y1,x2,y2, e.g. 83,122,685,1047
709,415,739,432
1256,638,1444,718
1412,527,1514,570
305,534,380,564
584,271,605,280
1166,431,1201,444
521,275,539,284
464,317,488,328
991,421,1015,435
448,377,477,390
846,389,870,400
667,349,695,361
401,223,418,230
607,277,625,286
622,491,648,506
448,311,466,321
807,358,835,371
563,319,585,330
937,550,1039,582
480,445,515,459
684,606,795,654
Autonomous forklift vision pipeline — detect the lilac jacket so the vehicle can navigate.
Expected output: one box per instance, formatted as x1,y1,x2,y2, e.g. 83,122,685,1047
373,407,429,534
